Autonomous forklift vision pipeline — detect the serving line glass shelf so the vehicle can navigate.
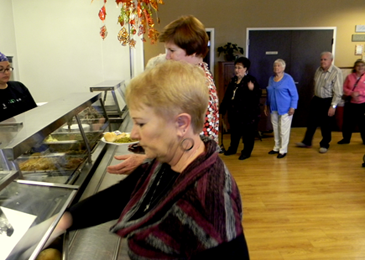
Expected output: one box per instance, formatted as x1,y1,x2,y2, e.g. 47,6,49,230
0,180,77,260
90,80,127,121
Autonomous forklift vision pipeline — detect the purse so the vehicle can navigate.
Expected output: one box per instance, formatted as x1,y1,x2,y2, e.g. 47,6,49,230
342,73,364,103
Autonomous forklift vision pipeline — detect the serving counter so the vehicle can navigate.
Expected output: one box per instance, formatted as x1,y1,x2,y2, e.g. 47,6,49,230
0,92,125,260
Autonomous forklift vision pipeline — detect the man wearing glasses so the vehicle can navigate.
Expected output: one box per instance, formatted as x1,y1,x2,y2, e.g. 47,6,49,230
0,52,37,122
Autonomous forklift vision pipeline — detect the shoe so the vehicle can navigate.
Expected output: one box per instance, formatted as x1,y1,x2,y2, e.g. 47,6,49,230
337,139,350,144
268,150,279,154
224,149,236,156
239,154,250,160
296,142,312,148
277,153,287,159
319,147,328,153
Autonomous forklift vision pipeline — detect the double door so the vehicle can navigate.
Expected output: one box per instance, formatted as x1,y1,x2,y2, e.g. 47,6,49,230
248,29,334,127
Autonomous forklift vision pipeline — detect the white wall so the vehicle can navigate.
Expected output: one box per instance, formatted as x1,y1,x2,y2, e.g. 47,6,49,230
0,0,144,103
0,0,19,79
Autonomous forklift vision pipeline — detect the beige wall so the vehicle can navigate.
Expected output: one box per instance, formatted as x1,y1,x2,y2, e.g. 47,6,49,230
145,0,365,77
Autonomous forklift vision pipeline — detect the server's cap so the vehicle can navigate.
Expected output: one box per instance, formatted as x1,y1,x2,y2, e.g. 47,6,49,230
0,52,9,62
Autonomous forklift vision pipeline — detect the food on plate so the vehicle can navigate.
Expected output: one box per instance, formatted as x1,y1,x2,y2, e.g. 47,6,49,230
104,132,117,142
103,131,137,143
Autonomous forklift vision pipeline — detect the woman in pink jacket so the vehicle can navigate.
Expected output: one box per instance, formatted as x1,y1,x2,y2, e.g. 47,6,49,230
338,59,365,144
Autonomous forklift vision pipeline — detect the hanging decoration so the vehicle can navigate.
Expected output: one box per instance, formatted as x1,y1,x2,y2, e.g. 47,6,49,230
93,0,164,47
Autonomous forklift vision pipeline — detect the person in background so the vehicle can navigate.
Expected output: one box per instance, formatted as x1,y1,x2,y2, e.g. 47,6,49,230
264,59,298,159
145,53,166,69
107,15,219,174
338,59,365,144
0,52,37,122
51,61,250,260
219,57,261,160
296,52,343,153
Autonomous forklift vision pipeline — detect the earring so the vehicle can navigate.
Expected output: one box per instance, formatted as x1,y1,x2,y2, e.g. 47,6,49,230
180,138,194,151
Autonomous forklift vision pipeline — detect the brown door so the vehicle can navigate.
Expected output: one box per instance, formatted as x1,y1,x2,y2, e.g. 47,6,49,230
248,29,334,127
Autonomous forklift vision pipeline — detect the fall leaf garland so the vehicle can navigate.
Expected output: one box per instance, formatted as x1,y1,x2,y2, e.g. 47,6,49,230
94,0,164,47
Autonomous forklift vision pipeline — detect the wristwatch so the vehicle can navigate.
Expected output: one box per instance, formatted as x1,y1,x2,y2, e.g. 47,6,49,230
332,104,337,109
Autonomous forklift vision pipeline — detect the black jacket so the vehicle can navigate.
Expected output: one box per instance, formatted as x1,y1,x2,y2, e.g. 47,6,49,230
219,74,261,126
0,81,37,122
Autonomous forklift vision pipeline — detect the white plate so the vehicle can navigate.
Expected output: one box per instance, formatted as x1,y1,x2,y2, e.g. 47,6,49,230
100,137,139,146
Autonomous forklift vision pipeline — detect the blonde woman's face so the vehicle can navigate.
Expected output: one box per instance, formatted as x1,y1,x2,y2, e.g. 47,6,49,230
273,62,285,74
129,104,178,163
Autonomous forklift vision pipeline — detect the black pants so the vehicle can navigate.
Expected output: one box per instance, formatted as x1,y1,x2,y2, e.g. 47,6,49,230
342,102,365,143
228,120,259,156
302,96,335,149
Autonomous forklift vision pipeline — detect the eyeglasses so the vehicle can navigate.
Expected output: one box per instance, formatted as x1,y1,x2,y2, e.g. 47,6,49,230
0,67,14,74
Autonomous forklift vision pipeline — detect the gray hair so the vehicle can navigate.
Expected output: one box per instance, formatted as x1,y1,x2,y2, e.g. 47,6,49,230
320,51,333,60
274,59,286,69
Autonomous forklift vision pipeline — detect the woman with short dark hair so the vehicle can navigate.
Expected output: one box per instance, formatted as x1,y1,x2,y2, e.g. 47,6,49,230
220,57,262,160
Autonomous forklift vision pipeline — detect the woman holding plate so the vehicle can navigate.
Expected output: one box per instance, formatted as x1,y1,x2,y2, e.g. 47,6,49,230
50,61,250,259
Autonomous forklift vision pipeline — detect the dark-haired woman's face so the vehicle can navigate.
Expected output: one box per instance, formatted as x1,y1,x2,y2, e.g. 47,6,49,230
235,63,247,79
164,42,196,64
0,61,11,85
355,62,365,75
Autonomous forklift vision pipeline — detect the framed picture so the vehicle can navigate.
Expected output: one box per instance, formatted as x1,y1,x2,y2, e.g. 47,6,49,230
355,44,363,55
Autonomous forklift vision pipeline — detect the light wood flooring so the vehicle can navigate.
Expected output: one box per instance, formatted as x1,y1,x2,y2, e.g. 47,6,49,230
220,127,365,260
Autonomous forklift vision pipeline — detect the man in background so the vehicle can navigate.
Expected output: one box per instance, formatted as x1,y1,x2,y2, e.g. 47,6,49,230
296,51,343,153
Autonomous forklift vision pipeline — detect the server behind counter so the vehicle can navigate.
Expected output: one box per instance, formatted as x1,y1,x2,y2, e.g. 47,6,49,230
0,52,37,122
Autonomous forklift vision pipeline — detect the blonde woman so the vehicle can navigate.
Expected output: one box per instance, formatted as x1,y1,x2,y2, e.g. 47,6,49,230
264,59,299,158
51,61,249,259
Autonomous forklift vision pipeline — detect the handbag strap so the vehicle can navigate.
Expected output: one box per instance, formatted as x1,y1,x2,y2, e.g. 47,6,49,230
352,73,364,91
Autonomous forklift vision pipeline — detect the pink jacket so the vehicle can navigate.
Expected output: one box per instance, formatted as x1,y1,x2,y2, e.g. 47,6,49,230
343,73,365,104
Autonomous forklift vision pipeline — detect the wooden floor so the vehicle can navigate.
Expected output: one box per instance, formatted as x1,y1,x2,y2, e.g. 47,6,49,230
219,128,365,260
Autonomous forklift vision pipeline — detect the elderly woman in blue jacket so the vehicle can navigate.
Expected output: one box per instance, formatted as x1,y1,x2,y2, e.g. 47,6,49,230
264,59,299,158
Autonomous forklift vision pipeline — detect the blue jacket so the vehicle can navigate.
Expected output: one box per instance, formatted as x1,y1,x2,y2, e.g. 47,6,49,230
266,73,299,115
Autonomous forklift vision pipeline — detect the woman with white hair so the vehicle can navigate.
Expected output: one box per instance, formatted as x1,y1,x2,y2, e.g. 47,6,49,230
264,59,299,158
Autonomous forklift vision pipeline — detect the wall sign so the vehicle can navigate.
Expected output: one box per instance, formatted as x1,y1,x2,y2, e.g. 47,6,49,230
355,44,363,55
265,51,278,55
352,34,365,42
355,25,365,33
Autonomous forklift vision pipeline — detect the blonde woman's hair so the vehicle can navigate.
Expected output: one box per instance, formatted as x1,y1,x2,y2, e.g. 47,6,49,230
126,60,209,134
274,59,286,69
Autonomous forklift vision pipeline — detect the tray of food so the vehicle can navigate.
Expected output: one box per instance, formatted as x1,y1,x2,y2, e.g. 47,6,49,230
17,154,85,172
101,131,139,146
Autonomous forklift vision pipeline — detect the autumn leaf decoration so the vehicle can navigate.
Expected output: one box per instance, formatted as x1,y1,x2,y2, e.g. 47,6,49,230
94,0,164,47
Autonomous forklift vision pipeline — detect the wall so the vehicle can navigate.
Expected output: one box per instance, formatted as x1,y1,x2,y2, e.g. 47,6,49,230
144,0,365,76
0,0,144,103
0,0,19,79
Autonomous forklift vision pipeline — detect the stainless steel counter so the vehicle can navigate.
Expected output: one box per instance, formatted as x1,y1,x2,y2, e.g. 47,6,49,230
65,115,134,260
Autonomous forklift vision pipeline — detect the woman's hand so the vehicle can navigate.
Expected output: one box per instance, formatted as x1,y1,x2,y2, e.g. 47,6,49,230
107,154,147,175
288,108,295,116
247,81,254,91
352,91,360,102
264,105,269,116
